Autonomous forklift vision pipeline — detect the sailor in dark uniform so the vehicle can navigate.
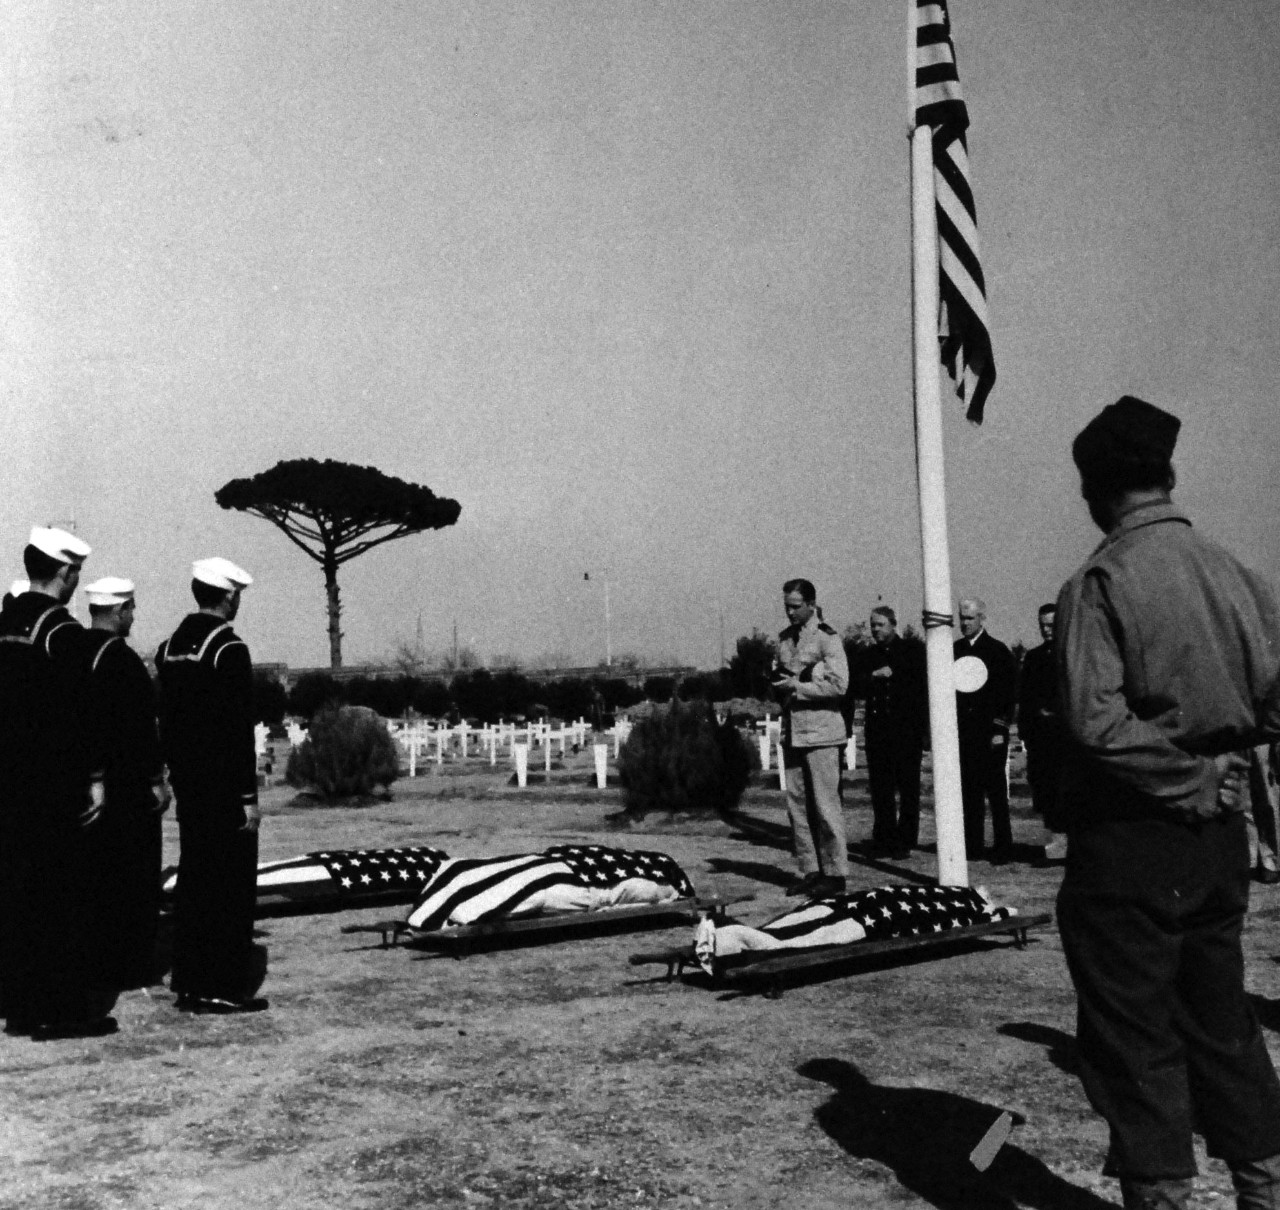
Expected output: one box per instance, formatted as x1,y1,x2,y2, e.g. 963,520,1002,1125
157,557,266,1014
82,577,169,991
0,527,119,1040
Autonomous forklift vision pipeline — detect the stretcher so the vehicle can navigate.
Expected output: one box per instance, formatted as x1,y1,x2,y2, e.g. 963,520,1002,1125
629,911,1054,995
342,895,745,957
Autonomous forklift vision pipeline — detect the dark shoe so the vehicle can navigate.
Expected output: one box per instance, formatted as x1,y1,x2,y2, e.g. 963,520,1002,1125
1119,1176,1192,1210
1258,868,1280,885
3,1019,36,1037
1231,1149,1280,1209
988,847,1013,866
187,996,268,1015
785,873,820,897
806,875,847,900
31,1017,118,1041
887,846,911,861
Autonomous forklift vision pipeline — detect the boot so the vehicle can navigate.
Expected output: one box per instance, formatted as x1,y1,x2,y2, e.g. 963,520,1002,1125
1232,1152,1280,1210
1120,1177,1193,1210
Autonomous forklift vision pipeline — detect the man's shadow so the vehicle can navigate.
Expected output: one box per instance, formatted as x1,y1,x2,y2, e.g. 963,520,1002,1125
998,1021,1079,1075
799,1058,1115,1209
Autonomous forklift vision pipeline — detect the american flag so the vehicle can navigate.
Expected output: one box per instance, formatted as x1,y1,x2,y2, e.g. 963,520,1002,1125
309,847,448,898
162,845,448,908
761,884,1010,945
406,844,695,933
914,0,996,423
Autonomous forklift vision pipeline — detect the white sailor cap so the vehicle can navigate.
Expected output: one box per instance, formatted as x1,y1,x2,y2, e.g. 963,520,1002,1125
29,526,91,565
84,576,135,607
8,579,29,597
192,557,253,591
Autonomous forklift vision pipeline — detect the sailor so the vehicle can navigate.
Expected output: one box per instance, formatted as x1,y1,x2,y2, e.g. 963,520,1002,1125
0,527,119,1039
156,557,266,1014
82,577,169,990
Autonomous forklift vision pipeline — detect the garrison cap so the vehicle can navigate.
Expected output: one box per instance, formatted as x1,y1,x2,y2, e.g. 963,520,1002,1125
29,526,91,565
1072,395,1180,485
192,557,253,591
84,576,135,606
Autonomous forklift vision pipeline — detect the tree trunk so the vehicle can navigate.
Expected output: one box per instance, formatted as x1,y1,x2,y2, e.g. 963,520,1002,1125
324,558,342,669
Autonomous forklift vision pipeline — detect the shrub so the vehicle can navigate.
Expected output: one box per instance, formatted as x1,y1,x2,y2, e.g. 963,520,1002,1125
616,698,758,817
285,704,400,800
253,672,288,727
289,672,344,720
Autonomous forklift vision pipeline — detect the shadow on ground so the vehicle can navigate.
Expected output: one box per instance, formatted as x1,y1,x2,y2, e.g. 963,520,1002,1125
999,1021,1080,1075
799,1057,1116,1209
726,811,936,885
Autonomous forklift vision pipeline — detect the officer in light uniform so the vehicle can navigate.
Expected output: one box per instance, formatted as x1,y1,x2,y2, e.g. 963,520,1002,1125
157,557,266,1014
775,578,851,900
82,577,169,990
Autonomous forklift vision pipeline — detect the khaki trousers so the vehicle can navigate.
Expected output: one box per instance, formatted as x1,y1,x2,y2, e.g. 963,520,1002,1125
783,744,848,878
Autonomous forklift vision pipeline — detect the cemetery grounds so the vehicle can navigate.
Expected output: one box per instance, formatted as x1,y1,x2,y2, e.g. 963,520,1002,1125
4,741,1280,1209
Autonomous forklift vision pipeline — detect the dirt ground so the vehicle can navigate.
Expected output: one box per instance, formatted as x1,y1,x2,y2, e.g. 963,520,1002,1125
4,745,1280,1209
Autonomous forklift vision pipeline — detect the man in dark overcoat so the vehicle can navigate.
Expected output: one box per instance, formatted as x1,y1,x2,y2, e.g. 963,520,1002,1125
1018,602,1068,862
952,597,1017,862
856,606,927,858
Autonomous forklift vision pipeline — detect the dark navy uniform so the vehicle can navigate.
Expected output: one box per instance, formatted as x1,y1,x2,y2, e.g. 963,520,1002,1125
157,614,262,1004
856,636,927,850
0,593,115,1030
953,629,1017,856
1016,639,1066,824
84,630,165,989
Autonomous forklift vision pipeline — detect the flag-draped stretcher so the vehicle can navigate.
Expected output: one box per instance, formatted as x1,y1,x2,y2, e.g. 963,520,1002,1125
163,846,449,913
693,884,1013,973
405,844,696,933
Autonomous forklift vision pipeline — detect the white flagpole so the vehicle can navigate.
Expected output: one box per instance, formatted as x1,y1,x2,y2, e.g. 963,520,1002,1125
909,3,968,887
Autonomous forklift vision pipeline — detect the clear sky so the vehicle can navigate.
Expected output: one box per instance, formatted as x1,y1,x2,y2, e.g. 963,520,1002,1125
5,1,1279,669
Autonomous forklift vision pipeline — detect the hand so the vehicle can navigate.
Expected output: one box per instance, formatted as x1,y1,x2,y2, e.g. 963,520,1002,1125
1213,751,1251,814
80,780,105,828
773,675,799,695
991,733,1007,749
241,803,262,833
871,667,893,679
151,781,172,816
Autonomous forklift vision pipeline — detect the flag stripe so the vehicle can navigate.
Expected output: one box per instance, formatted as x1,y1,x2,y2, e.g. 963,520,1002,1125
406,846,695,932
913,0,995,422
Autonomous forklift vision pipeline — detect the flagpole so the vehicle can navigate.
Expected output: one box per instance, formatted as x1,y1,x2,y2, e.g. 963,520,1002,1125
909,5,968,887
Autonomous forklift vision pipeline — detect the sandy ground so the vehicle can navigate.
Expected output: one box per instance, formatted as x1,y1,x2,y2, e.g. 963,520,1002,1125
4,746,1280,1209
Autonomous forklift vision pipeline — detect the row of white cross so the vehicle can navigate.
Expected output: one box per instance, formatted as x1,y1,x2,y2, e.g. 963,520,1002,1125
258,713,854,793
388,718,636,780
753,715,857,787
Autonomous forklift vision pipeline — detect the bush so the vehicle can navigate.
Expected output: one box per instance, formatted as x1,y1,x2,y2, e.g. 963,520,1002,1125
253,672,288,727
616,698,758,817
285,704,401,800
289,672,344,720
